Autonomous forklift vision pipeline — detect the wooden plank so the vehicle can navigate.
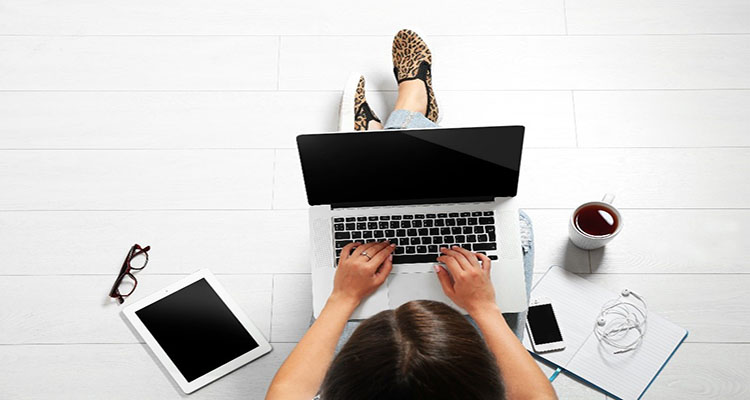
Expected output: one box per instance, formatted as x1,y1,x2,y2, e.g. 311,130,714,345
566,0,750,34
0,0,565,35
0,150,274,210
585,274,750,343
271,274,313,343
0,343,293,399
0,275,273,344
575,90,750,148
0,36,278,90
280,35,750,91
590,210,749,274
643,343,750,399
0,210,310,275
274,148,750,209
0,90,574,150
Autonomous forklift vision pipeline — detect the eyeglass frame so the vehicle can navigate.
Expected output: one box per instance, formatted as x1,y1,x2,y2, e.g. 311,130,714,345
109,243,150,304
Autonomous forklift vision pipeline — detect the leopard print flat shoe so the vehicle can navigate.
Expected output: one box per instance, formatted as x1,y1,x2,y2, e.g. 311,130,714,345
392,29,439,123
339,73,381,131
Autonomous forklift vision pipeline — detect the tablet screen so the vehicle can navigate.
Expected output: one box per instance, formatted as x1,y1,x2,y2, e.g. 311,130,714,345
135,278,259,382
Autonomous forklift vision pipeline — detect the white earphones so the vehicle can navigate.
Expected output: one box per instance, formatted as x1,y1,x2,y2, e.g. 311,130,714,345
594,288,647,354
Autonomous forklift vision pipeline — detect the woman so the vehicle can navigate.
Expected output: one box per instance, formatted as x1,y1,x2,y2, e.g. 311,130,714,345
266,30,557,400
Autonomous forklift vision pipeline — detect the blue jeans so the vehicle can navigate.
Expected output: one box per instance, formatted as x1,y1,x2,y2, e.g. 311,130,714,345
383,109,438,130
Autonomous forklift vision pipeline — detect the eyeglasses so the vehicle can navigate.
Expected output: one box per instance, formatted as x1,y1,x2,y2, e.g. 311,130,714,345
109,244,150,304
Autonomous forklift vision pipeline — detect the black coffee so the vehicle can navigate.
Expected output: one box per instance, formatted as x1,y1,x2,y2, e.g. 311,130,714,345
574,204,618,236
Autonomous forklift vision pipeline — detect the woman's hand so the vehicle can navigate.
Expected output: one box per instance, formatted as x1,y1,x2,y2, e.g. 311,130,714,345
331,241,395,306
435,246,498,315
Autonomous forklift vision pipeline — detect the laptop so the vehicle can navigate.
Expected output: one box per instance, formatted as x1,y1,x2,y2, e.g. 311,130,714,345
297,126,527,319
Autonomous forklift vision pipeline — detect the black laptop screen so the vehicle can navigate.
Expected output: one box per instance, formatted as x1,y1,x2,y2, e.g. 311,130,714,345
296,126,524,207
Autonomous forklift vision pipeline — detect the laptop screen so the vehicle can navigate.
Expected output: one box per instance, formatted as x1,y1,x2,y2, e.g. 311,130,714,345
296,126,524,207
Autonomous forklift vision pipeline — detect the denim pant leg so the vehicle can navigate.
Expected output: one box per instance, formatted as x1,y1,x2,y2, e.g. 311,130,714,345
311,211,534,354
383,110,438,130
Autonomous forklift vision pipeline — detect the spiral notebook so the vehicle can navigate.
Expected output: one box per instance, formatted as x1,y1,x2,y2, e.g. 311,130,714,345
522,266,688,400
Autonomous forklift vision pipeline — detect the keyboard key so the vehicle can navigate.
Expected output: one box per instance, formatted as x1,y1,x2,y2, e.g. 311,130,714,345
399,238,409,246
396,229,407,237
426,213,436,218
440,227,451,235
406,246,416,254
403,215,414,220
368,222,378,229
477,234,488,242
483,211,494,216
401,221,412,228
379,215,390,220
410,237,421,245
419,237,431,245
335,232,350,240
428,245,438,253
366,238,376,243
432,236,443,244
460,212,470,217
437,213,448,218
445,219,456,226
467,218,478,225
418,228,429,236
463,227,473,234
416,245,427,253
407,228,418,236
451,227,462,235
336,249,342,256
357,216,367,221
456,218,467,225
430,228,440,236
489,255,498,260
352,231,362,239
455,235,465,243
449,212,459,217
334,224,344,231
363,231,373,239
467,234,477,242
423,220,433,227
335,240,351,248
474,226,484,234
385,229,395,237
366,216,376,221
412,220,423,228
392,254,438,264
461,243,472,250
415,214,425,219
357,222,367,230
479,217,494,225
392,215,402,220
489,232,496,241
374,231,385,238
395,246,405,254
378,222,388,229
473,243,497,251
345,223,355,230
390,221,400,228
471,211,482,216
334,217,344,222
435,219,445,227
444,235,454,243
485,226,496,233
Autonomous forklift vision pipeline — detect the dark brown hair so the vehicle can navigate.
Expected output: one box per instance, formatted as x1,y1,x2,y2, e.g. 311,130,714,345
319,300,505,400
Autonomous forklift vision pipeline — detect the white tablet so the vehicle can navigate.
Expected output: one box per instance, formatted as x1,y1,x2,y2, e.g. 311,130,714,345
122,269,272,394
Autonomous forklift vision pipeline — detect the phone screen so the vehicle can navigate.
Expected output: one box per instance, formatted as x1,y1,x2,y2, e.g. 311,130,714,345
527,303,563,344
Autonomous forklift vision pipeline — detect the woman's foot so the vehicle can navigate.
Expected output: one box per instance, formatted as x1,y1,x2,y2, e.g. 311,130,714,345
339,74,382,131
391,29,439,123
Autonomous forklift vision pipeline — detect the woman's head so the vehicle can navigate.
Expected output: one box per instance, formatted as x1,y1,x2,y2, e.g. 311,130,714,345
319,300,504,400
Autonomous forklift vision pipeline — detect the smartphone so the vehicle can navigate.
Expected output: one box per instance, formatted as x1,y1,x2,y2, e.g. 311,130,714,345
526,298,565,353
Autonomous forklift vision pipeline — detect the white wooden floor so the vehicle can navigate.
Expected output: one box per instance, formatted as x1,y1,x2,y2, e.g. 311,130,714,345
1,1,749,399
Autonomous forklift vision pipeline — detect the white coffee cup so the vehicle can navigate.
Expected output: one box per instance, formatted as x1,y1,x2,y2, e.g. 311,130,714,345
568,194,622,250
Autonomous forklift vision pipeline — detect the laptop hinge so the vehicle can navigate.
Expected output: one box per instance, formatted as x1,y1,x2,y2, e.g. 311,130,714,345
330,196,495,210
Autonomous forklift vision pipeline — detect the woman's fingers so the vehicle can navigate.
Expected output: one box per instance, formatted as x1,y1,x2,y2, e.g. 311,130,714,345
434,265,455,297
451,246,480,268
339,242,361,263
436,254,463,277
353,241,383,260
367,243,396,269
374,254,394,285
439,247,472,270
476,252,493,275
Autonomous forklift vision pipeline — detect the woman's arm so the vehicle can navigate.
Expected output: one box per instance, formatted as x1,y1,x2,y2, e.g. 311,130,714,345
435,246,557,400
265,241,395,400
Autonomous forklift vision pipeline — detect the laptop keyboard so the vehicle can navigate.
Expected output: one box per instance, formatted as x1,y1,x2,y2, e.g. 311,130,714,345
332,211,498,266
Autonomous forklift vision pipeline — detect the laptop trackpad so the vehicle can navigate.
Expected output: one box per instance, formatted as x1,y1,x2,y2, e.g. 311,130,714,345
387,272,460,311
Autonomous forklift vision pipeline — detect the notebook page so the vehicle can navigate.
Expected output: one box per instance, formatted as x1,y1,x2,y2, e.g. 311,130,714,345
566,311,687,400
522,266,615,367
